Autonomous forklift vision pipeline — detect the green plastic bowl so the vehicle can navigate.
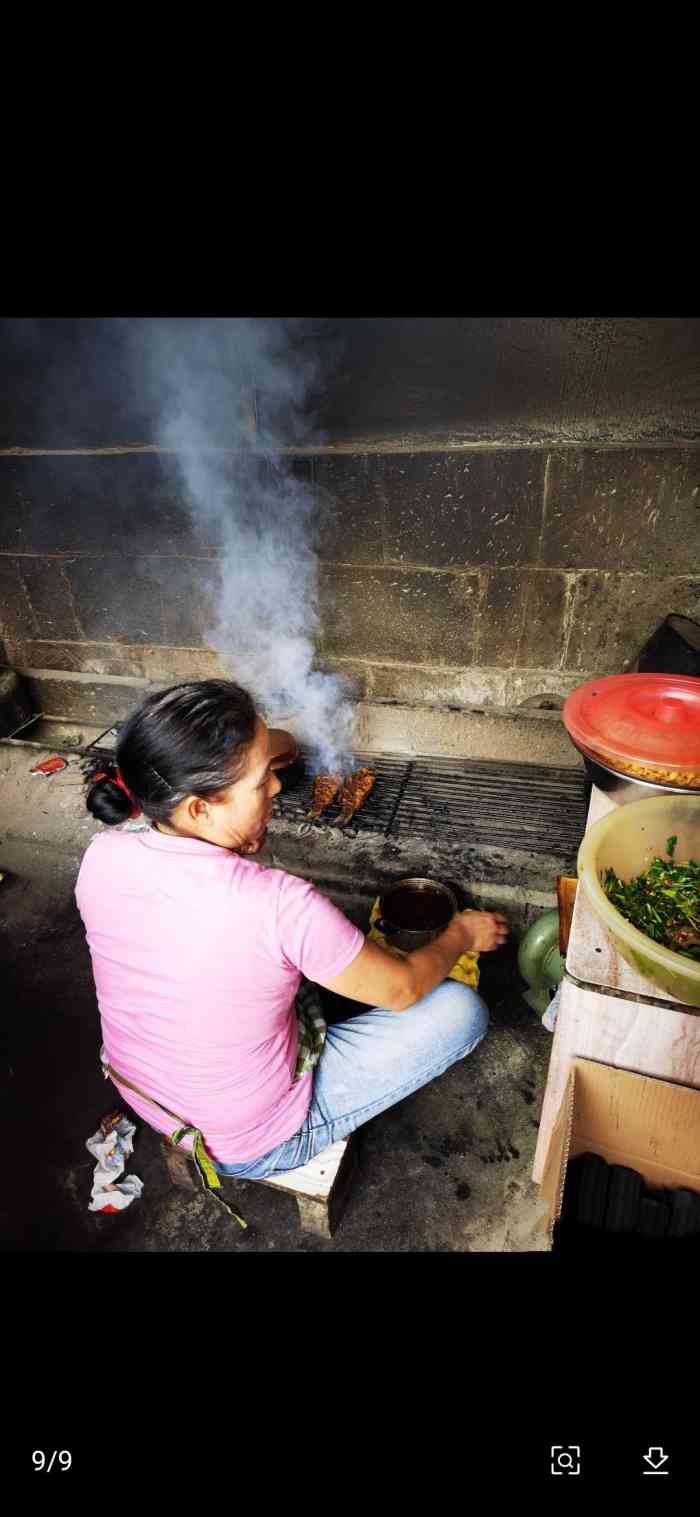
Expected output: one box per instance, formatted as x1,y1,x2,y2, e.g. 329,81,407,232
577,794,700,1006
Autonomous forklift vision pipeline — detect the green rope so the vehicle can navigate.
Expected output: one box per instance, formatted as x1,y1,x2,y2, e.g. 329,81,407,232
170,1125,248,1229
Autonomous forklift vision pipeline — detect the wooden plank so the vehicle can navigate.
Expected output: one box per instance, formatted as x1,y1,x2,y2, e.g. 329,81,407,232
567,891,689,1004
566,785,691,1005
295,1197,334,1238
532,978,700,1184
261,1138,352,1202
163,1134,354,1207
295,1143,359,1237
556,875,578,955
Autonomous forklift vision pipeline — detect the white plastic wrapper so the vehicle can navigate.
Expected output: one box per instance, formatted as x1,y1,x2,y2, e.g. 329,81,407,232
541,983,562,1033
86,1113,144,1212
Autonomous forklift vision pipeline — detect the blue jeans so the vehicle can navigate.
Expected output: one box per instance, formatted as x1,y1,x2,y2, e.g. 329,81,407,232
215,980,489,1180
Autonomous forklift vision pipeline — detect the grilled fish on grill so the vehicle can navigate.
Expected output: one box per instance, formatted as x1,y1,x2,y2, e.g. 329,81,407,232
308,772,342,819
338,767,376,824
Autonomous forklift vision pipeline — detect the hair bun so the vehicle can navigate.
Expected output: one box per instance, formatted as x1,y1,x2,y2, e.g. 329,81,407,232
86,768,137,826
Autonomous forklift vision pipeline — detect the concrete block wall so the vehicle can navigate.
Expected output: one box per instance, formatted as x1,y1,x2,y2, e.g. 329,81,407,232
314,446,700,707
1,445,699,713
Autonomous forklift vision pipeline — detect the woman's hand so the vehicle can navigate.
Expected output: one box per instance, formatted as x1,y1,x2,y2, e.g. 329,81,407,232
454,909,510,953
319,908,512,1013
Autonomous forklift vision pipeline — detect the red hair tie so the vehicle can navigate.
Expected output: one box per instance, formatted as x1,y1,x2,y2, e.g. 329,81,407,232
92,767,141,819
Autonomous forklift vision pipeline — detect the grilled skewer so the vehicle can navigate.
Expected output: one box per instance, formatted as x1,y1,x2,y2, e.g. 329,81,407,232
308,772,342,820
338,767,376,824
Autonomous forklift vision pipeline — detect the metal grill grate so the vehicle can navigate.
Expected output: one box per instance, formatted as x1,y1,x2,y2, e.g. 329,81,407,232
274,753,409,837
273,751,588,859
397,757,587,855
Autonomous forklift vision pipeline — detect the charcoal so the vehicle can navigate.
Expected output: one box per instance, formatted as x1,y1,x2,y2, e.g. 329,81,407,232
637,1196,670,1240
553,1218,609,1254
603,1165,643,1233
572,1153,610,1228
558,1159,700,1251
667,1189,700,1240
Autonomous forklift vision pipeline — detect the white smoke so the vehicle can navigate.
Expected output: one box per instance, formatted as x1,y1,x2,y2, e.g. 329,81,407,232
135,318,354,775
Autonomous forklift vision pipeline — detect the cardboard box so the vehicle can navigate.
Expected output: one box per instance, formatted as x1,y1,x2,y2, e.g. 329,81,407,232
538,1058,700,1245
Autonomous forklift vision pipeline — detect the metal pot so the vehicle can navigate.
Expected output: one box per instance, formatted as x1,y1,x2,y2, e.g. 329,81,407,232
267,728,305,793
569,736,696,806
377,877,458,952
268,728,299,769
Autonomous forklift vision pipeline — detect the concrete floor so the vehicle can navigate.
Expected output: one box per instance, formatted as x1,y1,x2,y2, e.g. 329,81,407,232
1,743,553,1252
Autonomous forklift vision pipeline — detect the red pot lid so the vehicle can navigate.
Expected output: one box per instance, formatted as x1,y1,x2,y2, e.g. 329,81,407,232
563,674,700,767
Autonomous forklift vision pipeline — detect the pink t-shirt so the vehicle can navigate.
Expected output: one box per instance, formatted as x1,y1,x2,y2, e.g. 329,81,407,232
75,828,364,1163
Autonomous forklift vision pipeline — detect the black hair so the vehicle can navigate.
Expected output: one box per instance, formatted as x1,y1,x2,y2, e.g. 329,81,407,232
83,679,258,828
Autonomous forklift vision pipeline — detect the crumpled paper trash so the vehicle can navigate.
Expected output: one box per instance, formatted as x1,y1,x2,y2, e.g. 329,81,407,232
86,1110,144,1212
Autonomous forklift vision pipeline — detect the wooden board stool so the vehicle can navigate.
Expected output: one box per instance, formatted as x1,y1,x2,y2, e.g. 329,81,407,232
162,1134,358,1239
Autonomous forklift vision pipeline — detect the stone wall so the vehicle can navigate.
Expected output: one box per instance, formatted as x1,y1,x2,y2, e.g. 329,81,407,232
1,444,698,710
314,446,700,707
1,317,699,713
3,317,699,449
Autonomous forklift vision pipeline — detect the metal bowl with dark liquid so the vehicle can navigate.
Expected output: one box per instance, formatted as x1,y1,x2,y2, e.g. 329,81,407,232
377,877,458,952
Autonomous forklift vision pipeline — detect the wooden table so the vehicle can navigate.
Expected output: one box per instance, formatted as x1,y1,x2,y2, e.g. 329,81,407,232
532,786,700,1184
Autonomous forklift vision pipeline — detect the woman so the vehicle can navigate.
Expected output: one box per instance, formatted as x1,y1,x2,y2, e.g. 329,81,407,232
76,680,508,1200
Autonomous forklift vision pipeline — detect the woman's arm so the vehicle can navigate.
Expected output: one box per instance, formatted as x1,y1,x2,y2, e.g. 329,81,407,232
317,910,509,1012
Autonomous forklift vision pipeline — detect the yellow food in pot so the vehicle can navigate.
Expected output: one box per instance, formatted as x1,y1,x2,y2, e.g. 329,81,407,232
588,747,700,788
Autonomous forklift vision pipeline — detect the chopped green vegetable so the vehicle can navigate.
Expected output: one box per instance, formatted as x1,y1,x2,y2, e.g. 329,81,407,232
602,837,700,962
